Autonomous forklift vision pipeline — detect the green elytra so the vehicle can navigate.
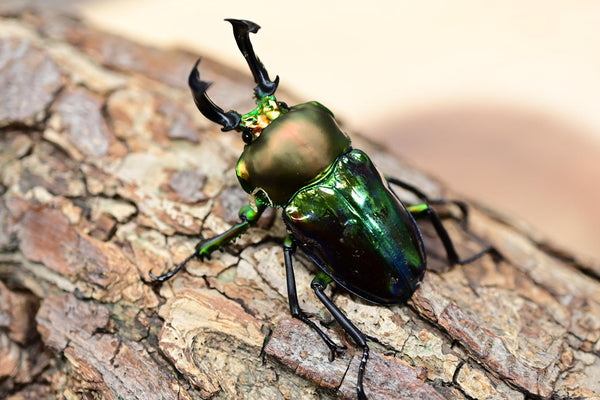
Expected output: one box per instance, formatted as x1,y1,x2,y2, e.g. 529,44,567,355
152,19,490,400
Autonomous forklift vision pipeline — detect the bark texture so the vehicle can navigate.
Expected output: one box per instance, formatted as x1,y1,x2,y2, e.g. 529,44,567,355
1,9,599,400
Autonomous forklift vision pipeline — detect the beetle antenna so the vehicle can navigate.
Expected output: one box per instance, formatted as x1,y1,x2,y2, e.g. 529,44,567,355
188,58,241,131
225,19,279,98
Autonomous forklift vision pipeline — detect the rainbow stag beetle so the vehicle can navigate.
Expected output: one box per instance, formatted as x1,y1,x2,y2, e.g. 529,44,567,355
151,19,490,400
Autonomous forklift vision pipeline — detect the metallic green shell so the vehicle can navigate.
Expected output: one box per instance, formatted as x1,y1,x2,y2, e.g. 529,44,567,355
283,149,426,304
236,102,351,206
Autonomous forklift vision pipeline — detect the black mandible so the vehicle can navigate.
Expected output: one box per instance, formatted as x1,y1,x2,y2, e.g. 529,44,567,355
188,58,241,132
226,19,279,97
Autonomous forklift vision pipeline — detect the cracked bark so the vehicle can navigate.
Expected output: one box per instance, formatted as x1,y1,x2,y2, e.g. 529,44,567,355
1,9,599,400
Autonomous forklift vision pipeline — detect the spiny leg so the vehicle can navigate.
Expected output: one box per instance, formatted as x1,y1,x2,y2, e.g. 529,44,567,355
311,273,370,400
283,236,346,360
151,203,267,281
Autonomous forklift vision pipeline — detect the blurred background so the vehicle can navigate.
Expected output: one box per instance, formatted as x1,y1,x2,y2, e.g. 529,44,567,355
6,0,599,259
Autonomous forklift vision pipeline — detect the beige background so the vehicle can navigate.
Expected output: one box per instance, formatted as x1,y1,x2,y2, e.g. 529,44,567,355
9,0,599,259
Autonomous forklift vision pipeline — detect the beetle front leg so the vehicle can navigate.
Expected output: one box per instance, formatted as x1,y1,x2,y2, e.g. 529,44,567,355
283,236,346,360
311,273,370,400
150,203,267,281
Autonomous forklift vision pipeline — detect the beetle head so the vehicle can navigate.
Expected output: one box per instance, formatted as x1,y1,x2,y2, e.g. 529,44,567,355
189,19,287,144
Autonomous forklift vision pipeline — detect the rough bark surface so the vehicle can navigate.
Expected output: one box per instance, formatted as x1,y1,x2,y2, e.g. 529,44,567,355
1,9,599,400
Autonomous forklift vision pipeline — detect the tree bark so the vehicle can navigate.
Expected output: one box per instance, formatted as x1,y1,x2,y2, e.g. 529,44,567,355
1,9,599,400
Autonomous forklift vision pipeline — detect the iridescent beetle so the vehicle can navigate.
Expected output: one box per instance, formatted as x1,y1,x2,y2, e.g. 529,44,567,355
152,19,489,399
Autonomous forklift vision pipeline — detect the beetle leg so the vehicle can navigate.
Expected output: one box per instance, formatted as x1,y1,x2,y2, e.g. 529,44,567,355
386,176,469,224
150,203,266,281
311,273,370,400
385,176,431,202
283,236,347,360
407,204,490,265
386,176,492,264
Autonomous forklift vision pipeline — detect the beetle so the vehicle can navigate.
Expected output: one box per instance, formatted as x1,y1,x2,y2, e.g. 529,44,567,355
151,19,490,400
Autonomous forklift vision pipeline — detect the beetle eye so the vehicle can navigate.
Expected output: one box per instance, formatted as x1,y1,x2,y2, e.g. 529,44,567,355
242,130,253,144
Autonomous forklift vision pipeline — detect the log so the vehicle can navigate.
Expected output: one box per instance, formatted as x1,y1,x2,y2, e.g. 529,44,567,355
1,9,599,400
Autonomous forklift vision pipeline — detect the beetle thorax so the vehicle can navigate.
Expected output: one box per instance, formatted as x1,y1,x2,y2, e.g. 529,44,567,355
236,102,351,206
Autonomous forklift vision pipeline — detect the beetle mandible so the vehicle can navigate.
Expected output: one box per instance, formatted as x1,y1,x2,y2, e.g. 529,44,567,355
152,19,490,400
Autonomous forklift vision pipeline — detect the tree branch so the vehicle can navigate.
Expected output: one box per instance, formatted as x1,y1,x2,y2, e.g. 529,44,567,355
1,9,598,400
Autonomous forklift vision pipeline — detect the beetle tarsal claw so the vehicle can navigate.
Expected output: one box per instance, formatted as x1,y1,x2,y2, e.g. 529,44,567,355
328,344,347,361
